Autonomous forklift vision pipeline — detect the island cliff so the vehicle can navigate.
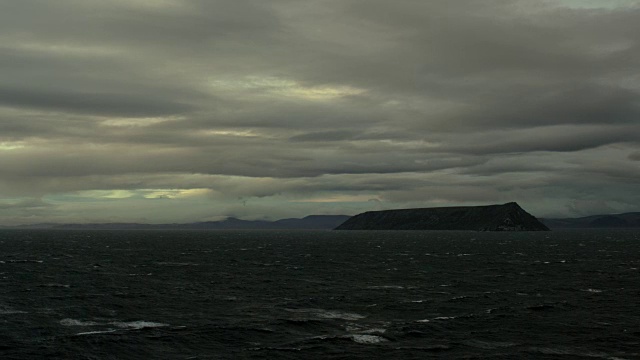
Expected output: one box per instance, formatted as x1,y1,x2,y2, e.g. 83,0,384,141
334,202,550,231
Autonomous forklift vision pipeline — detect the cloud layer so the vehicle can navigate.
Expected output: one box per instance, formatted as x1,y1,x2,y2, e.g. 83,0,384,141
1,0,639,224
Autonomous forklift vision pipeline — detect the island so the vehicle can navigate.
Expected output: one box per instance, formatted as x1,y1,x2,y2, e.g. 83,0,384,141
334,202,550,231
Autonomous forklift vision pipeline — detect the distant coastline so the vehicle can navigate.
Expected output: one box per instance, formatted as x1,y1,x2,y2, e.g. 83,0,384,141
0,215,350,231
540,212,640,229
2,210,639,230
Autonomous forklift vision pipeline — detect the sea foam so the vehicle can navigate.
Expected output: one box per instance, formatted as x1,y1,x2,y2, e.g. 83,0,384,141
60,319,99,326
111,321,169,329
348,334,388,344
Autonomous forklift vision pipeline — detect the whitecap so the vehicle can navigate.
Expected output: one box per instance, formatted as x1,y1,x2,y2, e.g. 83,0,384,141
285,308,366,321
110,321,169,330
316,310,365,320
582,288,603,293
0,308,27,315
345,324,360,332
366,285,405,290
345,324,386,334
75,329,117,336
60,318,100,326
40,283,70,288
348,334,388,344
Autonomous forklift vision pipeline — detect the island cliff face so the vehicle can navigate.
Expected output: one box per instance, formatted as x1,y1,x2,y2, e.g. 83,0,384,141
334,202,550,231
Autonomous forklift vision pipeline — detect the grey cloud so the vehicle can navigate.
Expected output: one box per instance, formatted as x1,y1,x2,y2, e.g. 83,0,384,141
288,129,422,143
0,0,639,223
0,1,282,49
273,1,640,96
459,161,556,177
432,84,640,131
442,125,640,155
381,186,505,204
288,131,358,142
0,198,56,222
0,87,193,117
566,200,616,217
0,198,53,210
574,160,640,183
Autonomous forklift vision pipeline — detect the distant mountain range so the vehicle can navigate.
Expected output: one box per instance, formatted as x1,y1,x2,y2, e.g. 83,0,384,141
541,212,640,229
2,212,639,230
0,215,351,230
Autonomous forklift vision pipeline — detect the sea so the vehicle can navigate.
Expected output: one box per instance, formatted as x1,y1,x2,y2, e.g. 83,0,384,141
0,229,639,359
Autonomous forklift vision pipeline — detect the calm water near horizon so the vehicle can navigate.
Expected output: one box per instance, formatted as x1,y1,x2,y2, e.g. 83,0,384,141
1,229,639,359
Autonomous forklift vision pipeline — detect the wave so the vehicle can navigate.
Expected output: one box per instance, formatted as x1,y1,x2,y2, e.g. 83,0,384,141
284,308,366,321
295,334,388,346
155,262,198,266
528,346,632,360
394,345,451,352
463,339,517,349
582,288,603,293
60,319,100,326
110,321,169,330
348,334,387,344
0,309,27,315
60,318,168,330
366,285,405,290
345,325,386,334
75,330,117,336
38,283,70,288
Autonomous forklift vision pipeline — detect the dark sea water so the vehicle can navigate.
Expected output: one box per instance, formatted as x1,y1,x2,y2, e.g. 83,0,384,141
1,229,639,359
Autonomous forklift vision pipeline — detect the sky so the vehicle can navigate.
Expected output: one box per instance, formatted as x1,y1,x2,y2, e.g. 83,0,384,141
1,0,639,225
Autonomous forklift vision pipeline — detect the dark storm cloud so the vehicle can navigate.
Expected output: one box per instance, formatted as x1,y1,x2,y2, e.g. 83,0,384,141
0,0,639,223
0,1,282,47
289,131,358,142
0,198,52,210
0,87,192,117
428,84,640,131
0,146,467,179
442,125,640,155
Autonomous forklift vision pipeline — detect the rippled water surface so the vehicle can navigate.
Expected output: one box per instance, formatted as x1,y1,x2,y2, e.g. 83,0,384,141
1,229,639,359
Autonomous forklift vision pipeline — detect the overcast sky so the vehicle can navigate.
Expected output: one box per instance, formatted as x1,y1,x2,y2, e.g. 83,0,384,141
1,0,639,224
